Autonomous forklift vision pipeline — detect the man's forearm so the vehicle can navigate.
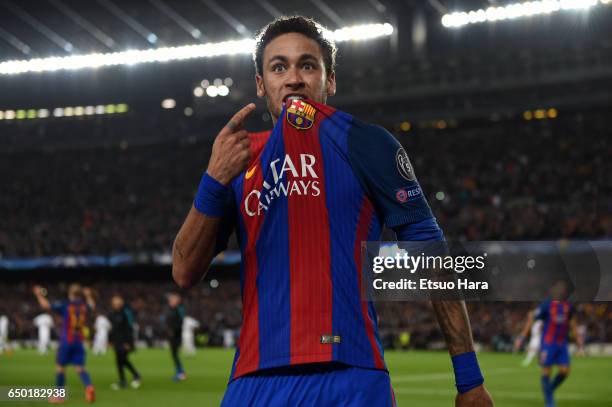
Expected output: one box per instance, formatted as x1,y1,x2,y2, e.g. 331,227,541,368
432,300,474,356
35,294,51,311
172,205,221,288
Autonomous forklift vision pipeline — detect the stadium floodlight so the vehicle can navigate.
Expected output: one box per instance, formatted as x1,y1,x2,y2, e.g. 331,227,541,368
95,105,105,114
224,77,233,87
5,110,15,120
193,86,204,97
442,0,605,28
38,108,49,118
217,85,230,96
53,108,64,117
206,85,218,97
330,23,393,42
161,98,176,109
0,23,394,76
84,106,95,115
0,111,4,120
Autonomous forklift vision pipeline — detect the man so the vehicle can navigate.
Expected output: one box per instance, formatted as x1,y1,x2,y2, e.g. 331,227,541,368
0,312,8,355
173,16,493,406
33,284,96,404
516,282,583,407
92,313,111,356
514,308,543,367
182,315,200,356
165,293,186,381
109,295,141,389
33,312,54,355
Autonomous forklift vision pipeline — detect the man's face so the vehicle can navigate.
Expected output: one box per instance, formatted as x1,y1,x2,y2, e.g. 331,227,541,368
256,32,336,123
111,296,124,310
168,294,180,307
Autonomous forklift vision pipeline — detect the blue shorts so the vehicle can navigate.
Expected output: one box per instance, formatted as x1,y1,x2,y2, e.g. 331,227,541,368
540,343,570,367
221,363,396,407
56,342,85,366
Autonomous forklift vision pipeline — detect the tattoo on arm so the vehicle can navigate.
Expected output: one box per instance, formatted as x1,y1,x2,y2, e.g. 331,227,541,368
432,300,474,356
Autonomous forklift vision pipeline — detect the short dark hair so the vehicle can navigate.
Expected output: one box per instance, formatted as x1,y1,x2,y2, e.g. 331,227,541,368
253,16,337,77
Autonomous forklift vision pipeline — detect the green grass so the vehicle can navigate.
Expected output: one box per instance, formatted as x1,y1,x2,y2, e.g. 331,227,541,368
1,348,610,406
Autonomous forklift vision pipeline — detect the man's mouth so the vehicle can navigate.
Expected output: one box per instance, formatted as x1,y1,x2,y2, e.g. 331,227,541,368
283,94,306,104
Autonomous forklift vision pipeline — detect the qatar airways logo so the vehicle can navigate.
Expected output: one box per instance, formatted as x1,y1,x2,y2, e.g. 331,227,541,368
244,154,321,217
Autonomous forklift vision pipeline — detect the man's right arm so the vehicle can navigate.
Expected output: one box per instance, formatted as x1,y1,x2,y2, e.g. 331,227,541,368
32,286,51,311
514,310,535,351
172,208,223,288
172,103,255,289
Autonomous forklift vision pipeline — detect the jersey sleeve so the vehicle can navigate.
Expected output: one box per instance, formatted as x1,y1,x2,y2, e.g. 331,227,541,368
347,121,440,230
534,301,549,320
124,307,135,328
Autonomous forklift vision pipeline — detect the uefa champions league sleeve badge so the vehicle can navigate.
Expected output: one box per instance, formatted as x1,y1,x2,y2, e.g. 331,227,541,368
286,98,316,130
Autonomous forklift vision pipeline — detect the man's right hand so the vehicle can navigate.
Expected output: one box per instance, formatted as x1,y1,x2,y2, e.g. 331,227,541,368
206,103,256,185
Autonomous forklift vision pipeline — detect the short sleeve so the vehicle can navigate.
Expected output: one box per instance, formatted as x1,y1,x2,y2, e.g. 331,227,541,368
534,302,549,320
347,121,436,228
51,301,65,315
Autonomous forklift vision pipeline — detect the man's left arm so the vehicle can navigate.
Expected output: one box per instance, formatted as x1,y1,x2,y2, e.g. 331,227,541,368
570,312,584,351
83,287,96,310
347,123,493,406
432,300,493,406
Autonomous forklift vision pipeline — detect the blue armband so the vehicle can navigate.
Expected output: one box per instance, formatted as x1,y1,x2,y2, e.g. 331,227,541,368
452,351,484,394
193,172,229,217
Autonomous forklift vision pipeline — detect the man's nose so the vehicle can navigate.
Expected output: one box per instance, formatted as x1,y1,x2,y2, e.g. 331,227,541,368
285,67,305,88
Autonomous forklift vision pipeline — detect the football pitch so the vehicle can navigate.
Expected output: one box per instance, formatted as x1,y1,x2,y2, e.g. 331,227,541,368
1,348,610,406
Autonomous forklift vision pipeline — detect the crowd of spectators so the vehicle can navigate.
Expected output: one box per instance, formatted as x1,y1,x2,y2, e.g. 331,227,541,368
0,110,610,258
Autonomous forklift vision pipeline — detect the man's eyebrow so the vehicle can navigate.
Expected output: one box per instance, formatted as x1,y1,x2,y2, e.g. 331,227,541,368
268,55,288,64
267,54,319,64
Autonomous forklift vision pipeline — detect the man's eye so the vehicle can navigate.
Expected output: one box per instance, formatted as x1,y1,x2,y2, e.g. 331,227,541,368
303,63,314,70
272,64,286,72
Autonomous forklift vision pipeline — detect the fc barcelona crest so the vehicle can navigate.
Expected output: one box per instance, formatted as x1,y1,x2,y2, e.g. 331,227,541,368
286,98,316,130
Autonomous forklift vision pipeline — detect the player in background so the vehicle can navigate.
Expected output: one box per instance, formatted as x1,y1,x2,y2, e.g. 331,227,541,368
0,311,9,355
33,284,96,404
165,293,186,381
33,312,54,355
515,282,584,407
182,315,200,356
514,309,543,367
109,294,141,389
173,16,493,406
92,313,111,355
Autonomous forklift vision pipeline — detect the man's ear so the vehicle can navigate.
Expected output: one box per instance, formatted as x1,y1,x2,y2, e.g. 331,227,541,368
326,71,336,97
255,74,266,98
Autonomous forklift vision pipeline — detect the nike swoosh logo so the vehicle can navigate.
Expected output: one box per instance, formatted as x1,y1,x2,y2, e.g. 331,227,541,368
245,166,257,179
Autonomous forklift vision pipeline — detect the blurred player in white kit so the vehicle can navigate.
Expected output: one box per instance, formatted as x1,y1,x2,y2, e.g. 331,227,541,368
93,314,112,355
33,313,54,355
182,315,200,356
523,315,543,366
0,313,9,354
